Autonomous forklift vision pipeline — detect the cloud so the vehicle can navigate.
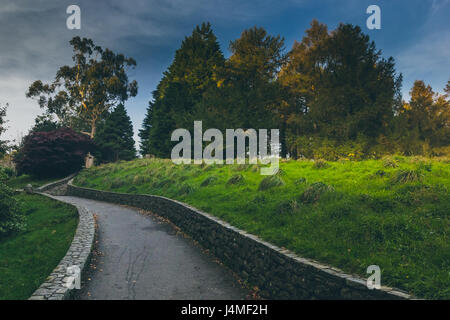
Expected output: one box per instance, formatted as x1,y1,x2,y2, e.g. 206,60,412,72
396,0,450,96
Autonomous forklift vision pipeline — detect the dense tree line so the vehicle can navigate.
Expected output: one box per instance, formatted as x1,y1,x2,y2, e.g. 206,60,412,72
140,21,449,159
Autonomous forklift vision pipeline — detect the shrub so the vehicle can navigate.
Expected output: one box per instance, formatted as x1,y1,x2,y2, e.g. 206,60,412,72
301,182,335,203
0,172,24,237
0,166,15,179
227,174,244,185
14,128,94,178
392,169,424,184
258,175,285,191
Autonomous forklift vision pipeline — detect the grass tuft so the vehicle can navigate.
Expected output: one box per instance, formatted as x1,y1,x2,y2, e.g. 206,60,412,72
200,176,218,187
301,182,335,203
227,174,245,185
392,169,424,184
383,157,398,168
313,159,329,169
178,183,196,196
258,175,285,191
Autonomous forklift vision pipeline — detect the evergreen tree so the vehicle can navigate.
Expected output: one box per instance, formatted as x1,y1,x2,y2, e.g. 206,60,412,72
141,22,225,157
94,104,136,163
194,26,286,137
279,21,402,156
138,100,153,156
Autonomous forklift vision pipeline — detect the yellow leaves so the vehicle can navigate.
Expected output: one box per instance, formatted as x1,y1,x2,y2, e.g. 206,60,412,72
402,103,411,111
216,79,224,88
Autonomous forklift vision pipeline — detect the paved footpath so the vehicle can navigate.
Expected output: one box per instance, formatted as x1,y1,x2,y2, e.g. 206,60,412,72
53,196,249,300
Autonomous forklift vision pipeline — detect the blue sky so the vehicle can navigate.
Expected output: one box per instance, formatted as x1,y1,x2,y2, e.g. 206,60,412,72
0,0,449,145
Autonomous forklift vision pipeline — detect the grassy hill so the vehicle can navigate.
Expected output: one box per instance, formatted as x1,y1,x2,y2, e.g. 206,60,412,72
0,194,78,300
73,156,450,299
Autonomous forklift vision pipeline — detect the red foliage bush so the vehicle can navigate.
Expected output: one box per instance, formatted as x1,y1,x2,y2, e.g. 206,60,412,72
14,127,94,178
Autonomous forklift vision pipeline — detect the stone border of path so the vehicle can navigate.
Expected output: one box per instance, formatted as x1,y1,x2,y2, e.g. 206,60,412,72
28,191,95,300
35,173,77,195
66,180,413,300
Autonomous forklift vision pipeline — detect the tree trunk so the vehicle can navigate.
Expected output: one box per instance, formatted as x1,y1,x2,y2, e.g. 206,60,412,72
90,120,96,138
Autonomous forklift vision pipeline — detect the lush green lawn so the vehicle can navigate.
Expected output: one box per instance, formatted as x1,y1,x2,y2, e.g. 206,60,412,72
0,194,78,300
6,175,57,190
73,156,449,299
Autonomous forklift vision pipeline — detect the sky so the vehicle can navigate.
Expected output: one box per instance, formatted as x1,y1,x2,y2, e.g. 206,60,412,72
0,0,449,146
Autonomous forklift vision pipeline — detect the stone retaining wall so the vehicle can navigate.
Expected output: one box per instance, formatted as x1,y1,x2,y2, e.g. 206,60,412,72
36,173,77,196
67,181,412,300
29,193,95,300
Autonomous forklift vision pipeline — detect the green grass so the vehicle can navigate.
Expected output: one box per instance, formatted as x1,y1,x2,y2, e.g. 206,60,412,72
73,156,450,299
5,175,57,190
0,194,78,300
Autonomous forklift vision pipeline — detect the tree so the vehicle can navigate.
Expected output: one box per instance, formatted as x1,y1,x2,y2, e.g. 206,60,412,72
142,22,225,157
94,104,136,163
226,26,286,129
194,26,286,147
138,101,153,156
0,103,8,156
14,127,94,178
26,37,138,138
279,21,402,157
400,80,449,148
278,20,329,156
30,113,61,133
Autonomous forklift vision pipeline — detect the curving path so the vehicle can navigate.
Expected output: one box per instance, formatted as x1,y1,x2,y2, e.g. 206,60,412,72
53,196,249,300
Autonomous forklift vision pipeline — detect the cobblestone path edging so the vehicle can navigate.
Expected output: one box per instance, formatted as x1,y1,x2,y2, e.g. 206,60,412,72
28,179,95,300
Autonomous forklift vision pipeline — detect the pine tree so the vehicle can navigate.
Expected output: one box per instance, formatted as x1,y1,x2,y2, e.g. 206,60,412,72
138,100,153,156
140,22,225,157
279,21,402,157
94,104,136,163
